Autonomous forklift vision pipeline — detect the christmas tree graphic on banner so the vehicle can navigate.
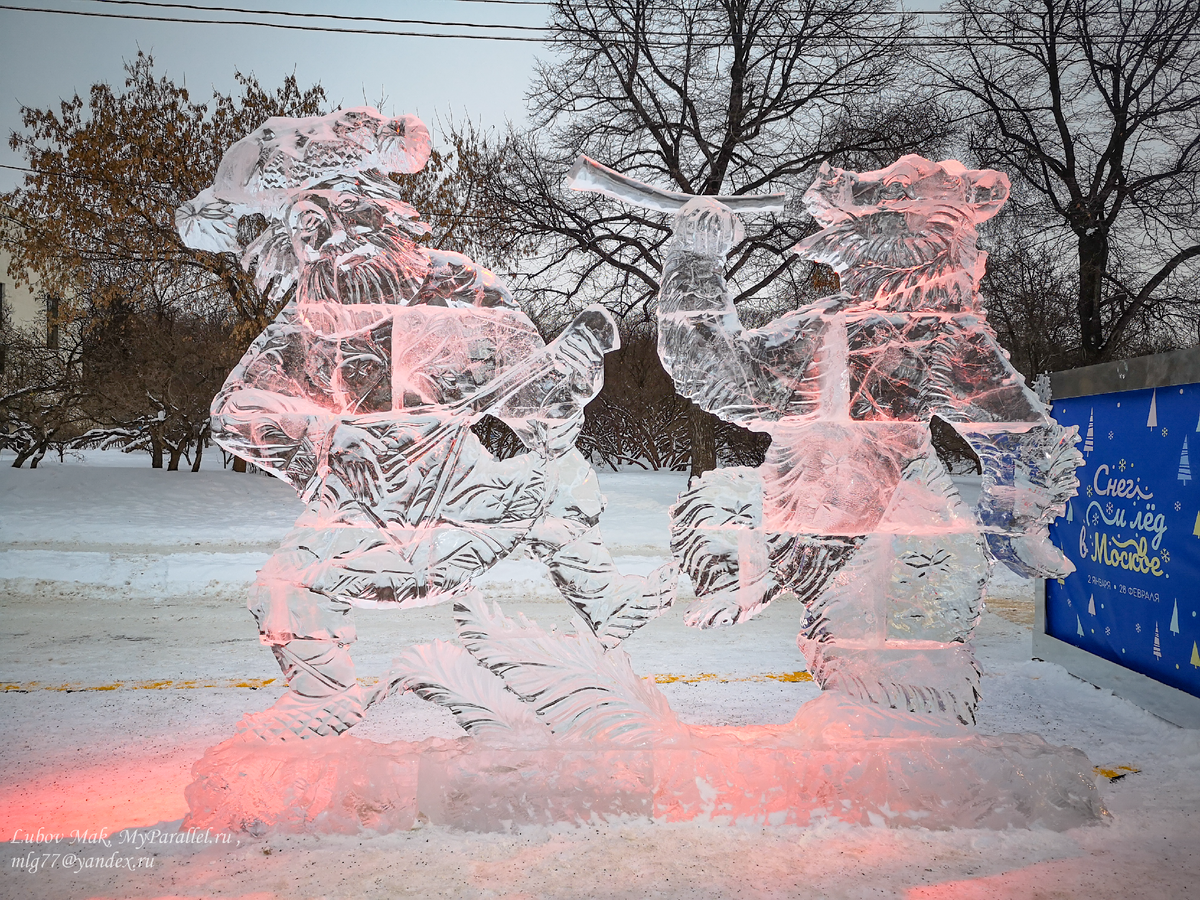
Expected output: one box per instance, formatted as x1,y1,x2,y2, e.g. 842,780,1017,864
1192,642,1200,668
1154,622,1162,659
1088,594,1096,615
1148,389,1158,427
1084,409,1094,455
1171,599,1180,634
1066,500,1074,523
1180,437,1192,484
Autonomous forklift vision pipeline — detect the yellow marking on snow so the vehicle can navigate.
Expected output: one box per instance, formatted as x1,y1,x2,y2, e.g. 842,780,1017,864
3,672,814,691
1093,765,1140,782
2,677,277,692
654,671,813,685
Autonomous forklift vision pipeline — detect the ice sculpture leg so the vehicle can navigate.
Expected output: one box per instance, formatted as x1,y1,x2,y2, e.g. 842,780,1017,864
666,423,989,721
668,466,780,628
528,449,676,647
241,535,372,740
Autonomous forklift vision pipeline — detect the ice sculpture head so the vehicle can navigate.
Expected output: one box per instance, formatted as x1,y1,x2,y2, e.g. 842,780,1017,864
673,197,745,257
176,108,431,256
214,107,431,207
794,156,1009,275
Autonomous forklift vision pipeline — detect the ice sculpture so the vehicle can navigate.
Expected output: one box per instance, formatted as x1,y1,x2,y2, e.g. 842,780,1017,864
177,137,1102,836
175,108,676,740
587,154,1080,724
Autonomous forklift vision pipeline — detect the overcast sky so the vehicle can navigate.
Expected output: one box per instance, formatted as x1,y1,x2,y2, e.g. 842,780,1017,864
0,0,551,192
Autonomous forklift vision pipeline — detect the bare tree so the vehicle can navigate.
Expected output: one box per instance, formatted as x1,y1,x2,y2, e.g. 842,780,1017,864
77,298,239,470
978,214,1082,377
0,323,87,468
933,0,1200,364
478,0,952,476
2,55,327,469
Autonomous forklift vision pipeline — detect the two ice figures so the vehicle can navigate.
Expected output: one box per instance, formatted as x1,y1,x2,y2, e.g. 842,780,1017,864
178,110,1080,742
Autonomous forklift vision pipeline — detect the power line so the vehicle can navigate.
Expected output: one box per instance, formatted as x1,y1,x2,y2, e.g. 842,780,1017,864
0,3,548,41
3,2,1180,45
442,0,548,5
85,0,547,32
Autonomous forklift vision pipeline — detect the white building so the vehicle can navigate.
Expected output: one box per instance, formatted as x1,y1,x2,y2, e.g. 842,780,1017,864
0,243,60,354
1,244,48,332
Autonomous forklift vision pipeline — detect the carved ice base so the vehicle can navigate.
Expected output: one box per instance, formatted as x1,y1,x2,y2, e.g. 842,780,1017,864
184,695,1105,834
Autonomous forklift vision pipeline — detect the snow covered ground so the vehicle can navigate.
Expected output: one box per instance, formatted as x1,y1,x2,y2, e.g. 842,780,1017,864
1,450,1197,899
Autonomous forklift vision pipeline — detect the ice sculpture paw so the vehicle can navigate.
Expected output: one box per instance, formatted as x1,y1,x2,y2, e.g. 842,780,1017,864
682,576,778,629
595,561,679,648
236,684,368,742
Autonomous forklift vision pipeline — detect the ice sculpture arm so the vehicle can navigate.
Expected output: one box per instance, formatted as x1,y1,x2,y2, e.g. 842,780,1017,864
211,384,336,497
414,249,518,309
210,320,322,492
656,198,823,425
951,420,1082,578
486,306,619,458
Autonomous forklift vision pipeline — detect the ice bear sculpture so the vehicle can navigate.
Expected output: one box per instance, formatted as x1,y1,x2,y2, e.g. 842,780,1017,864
654,156,1081,724
176,108,675,740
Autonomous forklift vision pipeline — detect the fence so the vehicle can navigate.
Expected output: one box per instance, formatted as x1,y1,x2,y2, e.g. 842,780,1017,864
1038,347,1200,727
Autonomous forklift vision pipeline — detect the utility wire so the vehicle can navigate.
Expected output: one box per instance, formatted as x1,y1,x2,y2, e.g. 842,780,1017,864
0,3,548,40
1,2,1179,44
85,0,547,32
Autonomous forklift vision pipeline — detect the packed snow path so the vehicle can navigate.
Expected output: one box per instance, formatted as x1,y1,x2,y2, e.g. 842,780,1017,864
1,453,1197,898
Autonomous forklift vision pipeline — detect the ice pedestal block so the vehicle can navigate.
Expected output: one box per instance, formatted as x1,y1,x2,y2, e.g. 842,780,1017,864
184,694,1104,834
185,736,420,836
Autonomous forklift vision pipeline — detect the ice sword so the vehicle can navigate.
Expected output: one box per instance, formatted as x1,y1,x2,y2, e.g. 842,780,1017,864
565,155,787,214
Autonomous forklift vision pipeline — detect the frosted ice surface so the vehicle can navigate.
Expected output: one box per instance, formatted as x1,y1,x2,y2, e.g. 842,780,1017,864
654,157,1082,723
177,109,676,741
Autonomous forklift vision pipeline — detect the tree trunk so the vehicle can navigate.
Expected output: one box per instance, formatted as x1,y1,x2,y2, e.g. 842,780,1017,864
688,402,717,481
150,428,164,469
1078,231,1109,362
167,444,183,471
232,455,247,473
191,437,204,473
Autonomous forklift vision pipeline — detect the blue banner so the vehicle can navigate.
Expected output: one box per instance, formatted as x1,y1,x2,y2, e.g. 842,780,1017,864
1046,383,1200,698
